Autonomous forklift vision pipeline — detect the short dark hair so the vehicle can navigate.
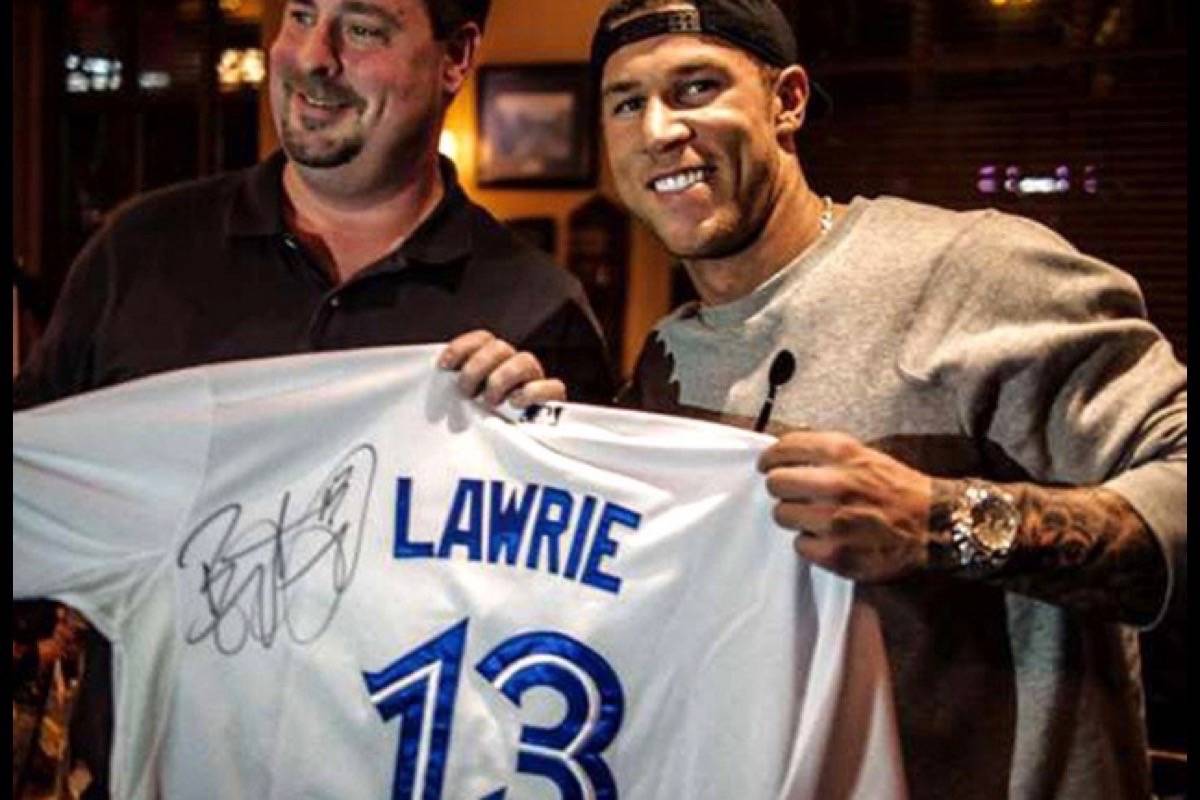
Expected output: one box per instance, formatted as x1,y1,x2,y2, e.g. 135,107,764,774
424,0,492,39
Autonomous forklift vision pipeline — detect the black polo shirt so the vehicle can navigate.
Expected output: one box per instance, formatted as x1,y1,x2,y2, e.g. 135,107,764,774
14,151,614,408
11,152,617,797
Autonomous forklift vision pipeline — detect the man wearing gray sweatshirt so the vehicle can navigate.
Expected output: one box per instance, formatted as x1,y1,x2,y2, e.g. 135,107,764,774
586,0,1186,797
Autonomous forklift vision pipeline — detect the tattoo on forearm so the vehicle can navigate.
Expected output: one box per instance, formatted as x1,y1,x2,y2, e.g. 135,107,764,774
930,480,1168,625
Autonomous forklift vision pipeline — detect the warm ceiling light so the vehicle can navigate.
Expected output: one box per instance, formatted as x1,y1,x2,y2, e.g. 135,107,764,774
439,130,460,162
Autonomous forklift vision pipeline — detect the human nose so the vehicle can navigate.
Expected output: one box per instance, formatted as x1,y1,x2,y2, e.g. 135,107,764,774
642,96,690,153
295,20,341,76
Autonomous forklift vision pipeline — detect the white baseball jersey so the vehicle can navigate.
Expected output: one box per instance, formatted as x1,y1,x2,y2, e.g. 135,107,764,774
13,345,905,800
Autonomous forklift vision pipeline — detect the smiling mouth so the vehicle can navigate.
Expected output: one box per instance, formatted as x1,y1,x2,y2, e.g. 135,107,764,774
649,167,713,194
298,91,351,110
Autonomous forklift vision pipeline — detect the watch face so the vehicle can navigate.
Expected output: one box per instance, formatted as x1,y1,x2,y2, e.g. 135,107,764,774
972,494,1019,551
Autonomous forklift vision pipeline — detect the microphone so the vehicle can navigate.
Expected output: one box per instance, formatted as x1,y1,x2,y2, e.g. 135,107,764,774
754,350,796,433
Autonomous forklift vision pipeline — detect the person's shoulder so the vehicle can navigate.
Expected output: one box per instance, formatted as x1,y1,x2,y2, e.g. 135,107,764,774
865,196,1082,257
929,202,1138,295
103,167,249,238
462,198,583,292
859,195,996,238
858,195,1128,291
835,195,997,288
894,197,1148,368
947,204,1078,254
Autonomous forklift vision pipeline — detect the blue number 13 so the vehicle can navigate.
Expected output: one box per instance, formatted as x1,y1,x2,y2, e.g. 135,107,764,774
363,620,626,799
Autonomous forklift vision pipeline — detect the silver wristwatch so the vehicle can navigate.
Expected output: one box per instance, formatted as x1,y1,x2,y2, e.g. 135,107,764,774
947,480,1020,573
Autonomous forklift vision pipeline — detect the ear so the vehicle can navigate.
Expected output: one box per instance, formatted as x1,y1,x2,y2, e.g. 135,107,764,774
773,65,811,145
441,22,482,96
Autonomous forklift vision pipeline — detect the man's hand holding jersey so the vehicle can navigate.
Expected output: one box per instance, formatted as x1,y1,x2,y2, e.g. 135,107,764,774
758,431,938,582
758,429,1168,624
439,330,567,408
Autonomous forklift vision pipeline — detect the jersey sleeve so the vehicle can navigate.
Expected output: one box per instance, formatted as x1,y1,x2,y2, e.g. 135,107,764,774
13,368,214,637
898,210,1187,626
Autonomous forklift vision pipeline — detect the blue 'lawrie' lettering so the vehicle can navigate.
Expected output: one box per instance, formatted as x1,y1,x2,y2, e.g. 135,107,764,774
393,477,641,596
363,621,626,799
489,481,538,565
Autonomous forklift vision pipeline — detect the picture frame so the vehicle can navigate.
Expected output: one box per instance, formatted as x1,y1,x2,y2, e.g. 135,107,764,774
476,63,597,188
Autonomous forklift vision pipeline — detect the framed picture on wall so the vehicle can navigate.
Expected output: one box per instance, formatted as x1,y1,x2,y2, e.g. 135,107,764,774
476,64,597,188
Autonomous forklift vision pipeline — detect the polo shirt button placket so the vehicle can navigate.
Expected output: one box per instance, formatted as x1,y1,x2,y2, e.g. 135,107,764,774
308,292,341,349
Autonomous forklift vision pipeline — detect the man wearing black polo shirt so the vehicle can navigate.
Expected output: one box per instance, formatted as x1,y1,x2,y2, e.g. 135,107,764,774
12,0,612,794
14,0,611,411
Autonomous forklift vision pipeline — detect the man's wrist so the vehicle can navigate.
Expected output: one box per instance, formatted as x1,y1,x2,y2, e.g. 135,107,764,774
928,478,968,572
928,478,1020,577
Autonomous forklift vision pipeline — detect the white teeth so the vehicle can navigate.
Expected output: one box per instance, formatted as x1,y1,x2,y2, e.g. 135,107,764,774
653,168,708,193
301,93,340,109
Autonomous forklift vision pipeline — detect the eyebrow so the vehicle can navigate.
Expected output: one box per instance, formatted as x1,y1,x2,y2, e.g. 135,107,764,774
670,60,726,78
601,80,642,99
340,0,405,28
602,61,724,98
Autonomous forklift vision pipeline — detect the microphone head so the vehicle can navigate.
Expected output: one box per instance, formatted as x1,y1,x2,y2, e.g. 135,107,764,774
768,350,796,388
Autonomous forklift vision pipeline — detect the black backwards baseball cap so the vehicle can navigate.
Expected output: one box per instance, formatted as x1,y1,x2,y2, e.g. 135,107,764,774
590,0,832,121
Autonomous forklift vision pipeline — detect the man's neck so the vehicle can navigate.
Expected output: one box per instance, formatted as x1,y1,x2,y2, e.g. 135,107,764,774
684,166,829,307
281,155,445,284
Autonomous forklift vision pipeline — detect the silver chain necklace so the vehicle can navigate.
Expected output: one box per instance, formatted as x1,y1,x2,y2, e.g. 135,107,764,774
818,194,834,235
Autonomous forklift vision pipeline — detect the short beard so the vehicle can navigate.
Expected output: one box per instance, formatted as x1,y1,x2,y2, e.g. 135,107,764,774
670,228,757,261
276,73,367,168
279,118,365,168
664,174,776,261
664,212,769,261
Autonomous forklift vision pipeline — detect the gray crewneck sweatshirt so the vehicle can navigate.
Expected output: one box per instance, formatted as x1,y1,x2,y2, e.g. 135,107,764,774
624,195,1186,799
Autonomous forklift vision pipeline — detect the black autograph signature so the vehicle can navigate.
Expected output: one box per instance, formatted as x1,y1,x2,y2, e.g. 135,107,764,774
177,444,377,655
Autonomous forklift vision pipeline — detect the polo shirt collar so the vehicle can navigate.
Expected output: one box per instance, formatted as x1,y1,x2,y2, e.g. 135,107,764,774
395,156,474,265
226,151,474,265
226,150,288,238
